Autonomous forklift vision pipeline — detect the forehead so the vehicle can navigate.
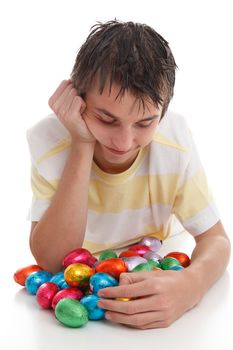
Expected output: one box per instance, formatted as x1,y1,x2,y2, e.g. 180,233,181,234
85,78,161,118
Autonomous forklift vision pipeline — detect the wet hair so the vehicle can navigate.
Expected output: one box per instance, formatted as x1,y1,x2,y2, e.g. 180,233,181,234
71,19,177,118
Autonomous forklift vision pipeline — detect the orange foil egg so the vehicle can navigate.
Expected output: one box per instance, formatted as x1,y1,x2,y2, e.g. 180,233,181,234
64,263,94,288
13,264,44,286
164,252,190,267
95,258,128,279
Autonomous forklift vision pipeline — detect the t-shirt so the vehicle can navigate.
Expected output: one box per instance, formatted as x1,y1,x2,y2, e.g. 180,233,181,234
26,110,220,254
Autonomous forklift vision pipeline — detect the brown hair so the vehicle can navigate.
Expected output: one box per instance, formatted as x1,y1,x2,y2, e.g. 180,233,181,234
71,20,177,117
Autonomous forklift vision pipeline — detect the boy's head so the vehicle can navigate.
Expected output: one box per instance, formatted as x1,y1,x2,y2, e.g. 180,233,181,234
71,20,177,119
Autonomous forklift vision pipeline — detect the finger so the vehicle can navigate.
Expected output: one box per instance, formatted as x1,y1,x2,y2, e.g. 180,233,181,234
48,79,72,107
98,278,159,299
98,294,162,314
104,310,164,327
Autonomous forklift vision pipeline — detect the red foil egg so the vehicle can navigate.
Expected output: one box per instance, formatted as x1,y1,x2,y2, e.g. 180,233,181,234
128,244,151,256
62,248,97,268
119,250,140,258
13,264,44,286
95,258,128,279
36,282,59,309
164,252,190,267
51,287,83,309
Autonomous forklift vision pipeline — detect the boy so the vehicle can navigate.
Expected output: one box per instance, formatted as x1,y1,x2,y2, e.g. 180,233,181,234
27,20,230,329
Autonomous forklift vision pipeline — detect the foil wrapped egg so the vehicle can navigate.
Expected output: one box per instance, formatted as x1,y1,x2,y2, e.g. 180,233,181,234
62,248,97,268
132,262,154,272
99,250,118,261
95,258,128,279
50,271,66,288
160,257,181,270
123,256,147,272
64,263,94,288
128,244,151,256
143,251,162,262
25,271,53,295
80,294,105,320
13,264,43,286
164,251,190,267
52,287,83,309
119,250,140,258
55,298,88,328
140,237,162,252
89,272,118,294
36,282,59,309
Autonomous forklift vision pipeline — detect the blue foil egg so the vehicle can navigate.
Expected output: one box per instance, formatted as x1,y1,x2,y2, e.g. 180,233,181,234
50,271,65,288
61,281,70,289
80,294,105,320
170,265,184,271
89,272,118,294
25,271,53,295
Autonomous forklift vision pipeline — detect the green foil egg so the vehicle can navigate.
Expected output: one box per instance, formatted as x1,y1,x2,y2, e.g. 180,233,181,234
147,259,161,269
131,262,153,272
99,250,118,261
160,257,181,270
55,298,88,328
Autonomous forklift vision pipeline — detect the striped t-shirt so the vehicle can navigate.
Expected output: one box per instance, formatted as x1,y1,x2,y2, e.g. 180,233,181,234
26,110,220,254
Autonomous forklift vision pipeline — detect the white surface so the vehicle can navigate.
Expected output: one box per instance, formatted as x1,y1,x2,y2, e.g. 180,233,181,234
0,1,232,349
4,232,232,350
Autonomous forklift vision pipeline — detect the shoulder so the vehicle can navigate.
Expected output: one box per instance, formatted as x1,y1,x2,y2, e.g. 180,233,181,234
152,110,192,152
26,113,71,164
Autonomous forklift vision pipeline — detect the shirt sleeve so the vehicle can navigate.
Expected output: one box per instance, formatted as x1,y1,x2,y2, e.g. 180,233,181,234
172,131,220,236
26,164,56,221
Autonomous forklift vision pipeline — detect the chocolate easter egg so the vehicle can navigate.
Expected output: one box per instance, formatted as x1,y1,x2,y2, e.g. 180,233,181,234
55,298,88,328
160,257,181,270
89,272,118,294
13,265,43,286
140,237,162,252
36,282,59,309
52,287,83,309
64,263,94,288
80,294,105,320
99,250,118,261
95,258,127,279
164,252,190,267
62,248,97,268
123,256,147,272
25,271,53,295
128,244,151,256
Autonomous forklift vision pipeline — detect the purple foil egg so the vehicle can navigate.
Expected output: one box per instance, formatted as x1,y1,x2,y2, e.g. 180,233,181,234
139,237,162,252
124,256,147,272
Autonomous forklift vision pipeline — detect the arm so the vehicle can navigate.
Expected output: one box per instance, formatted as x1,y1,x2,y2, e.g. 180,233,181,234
96,220,231,329
30,80,96,273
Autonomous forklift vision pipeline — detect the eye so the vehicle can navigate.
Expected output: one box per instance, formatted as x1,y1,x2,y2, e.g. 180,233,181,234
136,120,154,128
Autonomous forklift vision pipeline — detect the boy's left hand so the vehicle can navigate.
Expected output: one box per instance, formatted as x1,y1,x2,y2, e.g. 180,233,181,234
97,269,200,329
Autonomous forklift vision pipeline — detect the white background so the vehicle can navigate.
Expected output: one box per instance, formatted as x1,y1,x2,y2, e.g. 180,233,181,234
0,1,232,348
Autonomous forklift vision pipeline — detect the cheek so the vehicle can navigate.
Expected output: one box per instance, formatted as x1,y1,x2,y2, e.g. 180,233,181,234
137,126,157,145
84,117,108,142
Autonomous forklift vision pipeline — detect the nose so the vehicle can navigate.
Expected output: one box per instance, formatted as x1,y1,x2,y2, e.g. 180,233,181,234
111,127,134,152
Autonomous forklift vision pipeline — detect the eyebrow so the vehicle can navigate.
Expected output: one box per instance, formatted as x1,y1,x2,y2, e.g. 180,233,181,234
95,108,160,122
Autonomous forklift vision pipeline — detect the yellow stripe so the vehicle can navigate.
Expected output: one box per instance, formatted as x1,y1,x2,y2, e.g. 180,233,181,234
153,132,189,152
88,174,179,212
37,137,71,165
31,166,58,199
173,168,213,221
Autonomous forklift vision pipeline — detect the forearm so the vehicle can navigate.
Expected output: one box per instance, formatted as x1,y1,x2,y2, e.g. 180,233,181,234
185,221,231,302
30,142,95,273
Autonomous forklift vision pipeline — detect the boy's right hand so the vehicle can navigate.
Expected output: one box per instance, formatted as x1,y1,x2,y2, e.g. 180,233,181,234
48,80,96,144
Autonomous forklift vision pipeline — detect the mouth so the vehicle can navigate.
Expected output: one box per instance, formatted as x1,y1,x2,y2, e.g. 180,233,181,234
104,146,130,155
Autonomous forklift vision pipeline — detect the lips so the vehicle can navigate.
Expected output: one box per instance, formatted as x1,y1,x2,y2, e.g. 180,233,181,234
104,146,130,155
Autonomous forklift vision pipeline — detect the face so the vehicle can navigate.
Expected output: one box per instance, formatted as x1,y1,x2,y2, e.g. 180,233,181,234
83,80,162,174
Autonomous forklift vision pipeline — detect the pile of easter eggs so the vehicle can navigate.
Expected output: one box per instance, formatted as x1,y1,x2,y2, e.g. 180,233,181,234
14,237,190,328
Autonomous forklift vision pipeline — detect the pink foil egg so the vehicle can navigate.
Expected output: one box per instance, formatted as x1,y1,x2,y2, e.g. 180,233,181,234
62,248,97,268
139,237,162,252
124,256,148,271
52,287,84,309
128,244,151,256
36,282,59,309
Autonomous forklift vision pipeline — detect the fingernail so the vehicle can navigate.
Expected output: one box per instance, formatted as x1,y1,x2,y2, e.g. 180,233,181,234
105,312,111,320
